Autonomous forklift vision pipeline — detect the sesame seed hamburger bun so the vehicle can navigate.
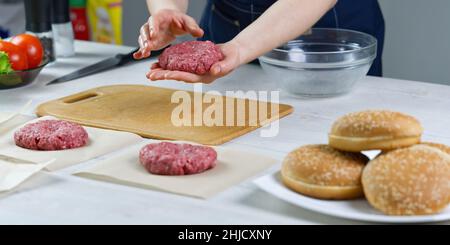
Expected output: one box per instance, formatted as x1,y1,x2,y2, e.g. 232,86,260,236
329,110,423,152
362,145,450,216
281,145,369,200
421,142,450,155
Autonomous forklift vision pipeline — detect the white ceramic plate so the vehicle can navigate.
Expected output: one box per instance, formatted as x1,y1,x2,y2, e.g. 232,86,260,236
254,171,450,224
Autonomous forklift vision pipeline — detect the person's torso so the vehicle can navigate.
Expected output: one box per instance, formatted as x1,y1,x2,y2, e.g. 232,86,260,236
208,0,383,28
200,0,385,76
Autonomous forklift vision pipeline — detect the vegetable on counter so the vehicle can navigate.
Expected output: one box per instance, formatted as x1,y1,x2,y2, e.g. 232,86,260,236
11,34,44,69
0,40,29,71
0,33,45,72
0,51,13,74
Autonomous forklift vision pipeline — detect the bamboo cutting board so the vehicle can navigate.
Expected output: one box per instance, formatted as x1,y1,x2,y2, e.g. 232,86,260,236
36,85,293,145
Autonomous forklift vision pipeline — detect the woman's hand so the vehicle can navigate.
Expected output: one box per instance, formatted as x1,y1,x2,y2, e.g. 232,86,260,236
146,41,242,84
133,9,204,59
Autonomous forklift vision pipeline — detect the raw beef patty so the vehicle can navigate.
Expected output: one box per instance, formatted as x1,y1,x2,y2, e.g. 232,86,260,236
139,142,218,175
158,41,224,75
14,120,89,151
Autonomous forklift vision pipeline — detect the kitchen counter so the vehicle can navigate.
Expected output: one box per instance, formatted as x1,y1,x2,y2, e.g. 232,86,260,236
1,41,449,224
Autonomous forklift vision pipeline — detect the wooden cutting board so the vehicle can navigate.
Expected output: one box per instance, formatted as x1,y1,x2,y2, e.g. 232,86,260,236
36,85,293,145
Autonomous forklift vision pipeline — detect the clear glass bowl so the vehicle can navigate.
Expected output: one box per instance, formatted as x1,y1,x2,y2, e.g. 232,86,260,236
259,28,377,97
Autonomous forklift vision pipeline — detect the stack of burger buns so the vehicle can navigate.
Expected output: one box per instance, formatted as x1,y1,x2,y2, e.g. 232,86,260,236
281,110,450,216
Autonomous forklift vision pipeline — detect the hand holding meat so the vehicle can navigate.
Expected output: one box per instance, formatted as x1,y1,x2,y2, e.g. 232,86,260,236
133,9,204,60
139,0,337,83
147,40,241,84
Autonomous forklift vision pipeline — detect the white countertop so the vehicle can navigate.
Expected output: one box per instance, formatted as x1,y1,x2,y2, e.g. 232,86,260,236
1,41,450,224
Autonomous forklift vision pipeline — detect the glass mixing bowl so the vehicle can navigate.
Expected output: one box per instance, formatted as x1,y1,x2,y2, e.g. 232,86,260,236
259,28,377,97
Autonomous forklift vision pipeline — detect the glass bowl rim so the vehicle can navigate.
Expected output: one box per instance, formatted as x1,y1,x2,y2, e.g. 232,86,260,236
269,28,378,56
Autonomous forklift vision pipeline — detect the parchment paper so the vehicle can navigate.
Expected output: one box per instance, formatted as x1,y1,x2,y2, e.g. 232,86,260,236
75,140,278,198
0,113,33,135
0,101,31,126
0,156,54,192
0,116,143,171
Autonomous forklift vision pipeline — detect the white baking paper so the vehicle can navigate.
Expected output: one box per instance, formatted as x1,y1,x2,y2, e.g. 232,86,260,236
0,116,143,171
0,155,54,192
75,140,278,198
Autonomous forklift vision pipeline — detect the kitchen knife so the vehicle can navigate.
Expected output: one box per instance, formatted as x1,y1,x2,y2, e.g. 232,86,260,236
46,47,165,86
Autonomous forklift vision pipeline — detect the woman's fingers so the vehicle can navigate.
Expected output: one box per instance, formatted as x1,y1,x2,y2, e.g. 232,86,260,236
210,45,239,76
147,70,167,80
134,23,152,59
181,15,204,37
136,15,163,59
147,69,215,84
148,16,158,38
173,17,184,30
141,24,153,57
133,52,141,59
133,36,145,59
210,58,235,76
164,71,203,83
151,62,162,69
148,15,177,50
141,23,151,41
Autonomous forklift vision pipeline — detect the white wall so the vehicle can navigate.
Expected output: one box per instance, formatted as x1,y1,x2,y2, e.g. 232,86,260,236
378,0,450,85
123,0,450,85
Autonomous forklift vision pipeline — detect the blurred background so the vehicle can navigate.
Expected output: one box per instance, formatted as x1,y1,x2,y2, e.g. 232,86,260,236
1,0,449,85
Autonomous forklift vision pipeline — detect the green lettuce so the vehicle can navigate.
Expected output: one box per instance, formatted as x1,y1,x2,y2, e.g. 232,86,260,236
0,51,13,74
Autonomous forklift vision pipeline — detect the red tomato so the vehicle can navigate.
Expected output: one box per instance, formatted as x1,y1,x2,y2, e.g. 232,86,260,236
0,41,29,71
11,34,44,69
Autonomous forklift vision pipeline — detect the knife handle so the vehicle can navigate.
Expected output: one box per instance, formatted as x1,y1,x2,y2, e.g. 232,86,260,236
116,46,169,66
116,48,139,66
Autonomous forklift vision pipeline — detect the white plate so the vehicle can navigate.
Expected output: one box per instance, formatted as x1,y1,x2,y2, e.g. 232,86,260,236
254,171,450,224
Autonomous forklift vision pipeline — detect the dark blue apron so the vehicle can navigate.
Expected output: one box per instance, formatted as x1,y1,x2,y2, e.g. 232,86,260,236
199,0,385,76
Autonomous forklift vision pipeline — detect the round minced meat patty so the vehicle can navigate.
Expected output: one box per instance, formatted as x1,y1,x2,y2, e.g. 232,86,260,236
139,142,218,175
158,41,224,75
14,120,89,151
